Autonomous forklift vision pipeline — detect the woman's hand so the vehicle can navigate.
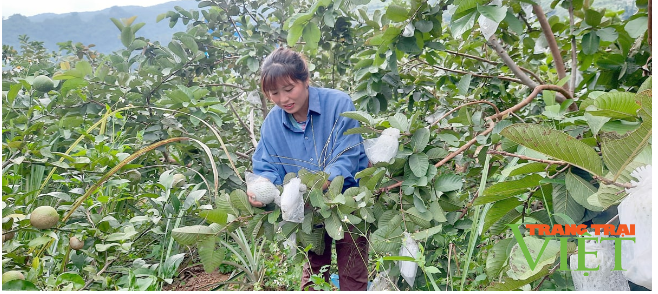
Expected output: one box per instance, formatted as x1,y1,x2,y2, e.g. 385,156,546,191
247,190,265,207
322,180,331,191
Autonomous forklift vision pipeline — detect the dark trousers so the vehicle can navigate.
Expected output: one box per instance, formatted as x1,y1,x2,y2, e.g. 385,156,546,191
300,227,369,291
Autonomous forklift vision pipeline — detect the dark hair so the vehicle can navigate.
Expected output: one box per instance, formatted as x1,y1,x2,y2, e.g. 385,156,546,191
260,47,309,93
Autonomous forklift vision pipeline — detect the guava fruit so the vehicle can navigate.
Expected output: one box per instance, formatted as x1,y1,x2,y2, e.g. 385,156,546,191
29,206,59,230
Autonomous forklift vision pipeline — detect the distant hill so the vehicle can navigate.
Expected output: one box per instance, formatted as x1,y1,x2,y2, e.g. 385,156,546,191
2,0,198,54
2,0,638,55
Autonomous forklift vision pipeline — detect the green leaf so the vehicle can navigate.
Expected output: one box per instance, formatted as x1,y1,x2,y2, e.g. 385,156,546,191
501,124,603,176
455,0,479,14
61,78,89,96
2,280,39,291
624,17,648,38
168,40,187,60
287,24,304,46
199,237,225,273
110,17,125,31
121,27,134,48
371,217,403,253
506,237,560,280
324,212,344,241
414,20,433,33
389,113,409,132
596,27,618,42
172,225,217,245
56,273,85,290
75,61,92,77
397,36,422,54
429,201,448,222
434,173,463,192
451,12,477,38
473,174,543,205
504,12,523,35
178,35,198,54
565,171,604,211
303,22,321,51
586,92,640,119
637,76,652,93
486,238,514,278
508,163,550,177
230,189,254,215
477,4,507,23
340,111,373,125
457,74,472,95
591,162,643,208
409,153,429,177
199,208,229,225
411,225,443,241
487,264,550,290
386,4,409,22
601,93,651,180
581,32,600,55
246,57,259,73
411,128,430,153
483,198,523,233
584,9,603,26
552,182,585,224
583,113,610,136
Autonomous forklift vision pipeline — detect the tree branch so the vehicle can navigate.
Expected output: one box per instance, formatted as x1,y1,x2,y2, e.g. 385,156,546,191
533,5,567,86
569,3,578,97
487,36,539,88
487,150,567,165
444,50,544,84
593,175,634,189
429,100,500,127
415,59,523,84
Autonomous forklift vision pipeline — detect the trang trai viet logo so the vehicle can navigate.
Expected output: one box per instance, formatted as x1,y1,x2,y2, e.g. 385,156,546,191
507,223,636,273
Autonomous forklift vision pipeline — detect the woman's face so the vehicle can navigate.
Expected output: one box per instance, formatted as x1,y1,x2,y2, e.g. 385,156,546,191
265,78,310,120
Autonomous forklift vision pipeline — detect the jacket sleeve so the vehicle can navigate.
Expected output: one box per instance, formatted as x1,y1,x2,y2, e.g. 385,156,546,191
322,100,366,184
252,133,285,186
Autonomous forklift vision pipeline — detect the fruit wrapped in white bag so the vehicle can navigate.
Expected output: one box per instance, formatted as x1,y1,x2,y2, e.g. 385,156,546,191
245,172,279,205
281,178,306,223
399,232,419,287
619,164,652,289
363,128,400,164
570,236,630,291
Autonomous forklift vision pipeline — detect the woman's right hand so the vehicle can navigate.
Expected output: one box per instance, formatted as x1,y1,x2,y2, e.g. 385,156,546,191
247,190,265,207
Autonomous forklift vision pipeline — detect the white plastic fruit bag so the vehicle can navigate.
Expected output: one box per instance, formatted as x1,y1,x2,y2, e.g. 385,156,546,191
368,269,396,291
618,165,652,289
570,236,630,291
398,232,419,287
281,178,306,223
245,172,279,205
363,128,400,164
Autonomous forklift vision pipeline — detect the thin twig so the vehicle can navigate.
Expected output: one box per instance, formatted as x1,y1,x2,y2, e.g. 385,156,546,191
444,50,544,84
227,100,253,142
605,214,619,225
486,35,538,88
593,175,634,189
429,100,500,127
569,3,578,96
532,5,567,86
415,59,523,84
202,83,247,90
487,150,566,165
532,263,561,291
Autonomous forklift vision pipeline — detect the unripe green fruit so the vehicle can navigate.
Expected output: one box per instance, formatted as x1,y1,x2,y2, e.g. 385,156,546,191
172,173,186,187
127,170,141,183
33,75,55,92
69,236,84,250
30,206,59,230
2,231,15,242
2,271,25,283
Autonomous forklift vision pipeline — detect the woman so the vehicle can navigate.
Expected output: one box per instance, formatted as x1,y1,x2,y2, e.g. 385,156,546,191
247,47,370,290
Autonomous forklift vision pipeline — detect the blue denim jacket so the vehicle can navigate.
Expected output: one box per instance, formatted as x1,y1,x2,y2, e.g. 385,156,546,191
252,86,368,189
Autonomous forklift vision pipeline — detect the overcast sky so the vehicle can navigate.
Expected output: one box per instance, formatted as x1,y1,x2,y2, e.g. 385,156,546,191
2,0,177,17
